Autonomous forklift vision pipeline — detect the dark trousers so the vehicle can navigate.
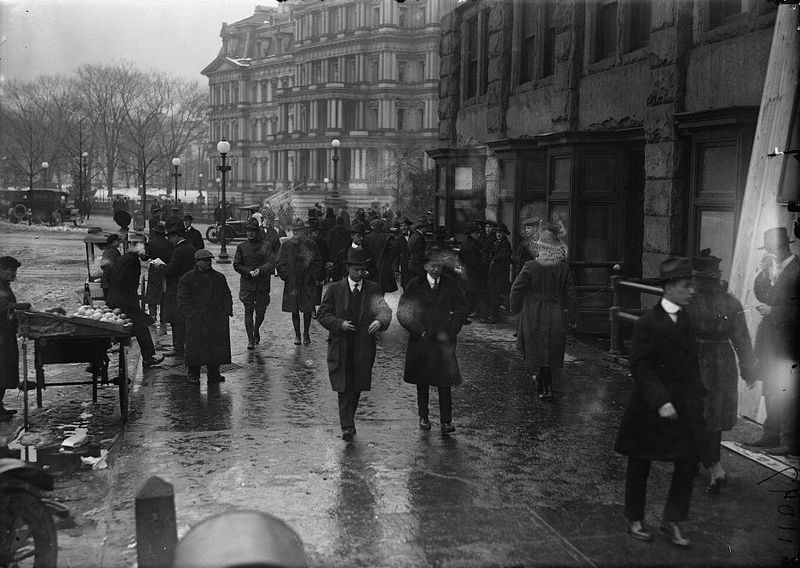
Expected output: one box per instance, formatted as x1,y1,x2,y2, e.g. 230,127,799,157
700,430,722,467
763,393,798,449
337,391,361,429
188,364,221,379
171,314,186,352
624,457,697,523
417,385,452,424
129,309,155,359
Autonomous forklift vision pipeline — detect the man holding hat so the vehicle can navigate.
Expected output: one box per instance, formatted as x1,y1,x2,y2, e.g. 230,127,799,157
177,249,233,384
614,257,705,547
748,226,799,455
151,221,197,356
0,256,22,419
318,248,392,442
107,236,165,370
407,218,429,282
183,213,205,251
234,218,277,349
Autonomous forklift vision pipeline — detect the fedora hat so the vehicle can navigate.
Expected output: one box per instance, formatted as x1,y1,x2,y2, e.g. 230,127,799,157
758,227,794,250
658,257,695,284
692,249,722,277
183,212,193,221
349,221,367,235
496,223,510,234
344,248,369,266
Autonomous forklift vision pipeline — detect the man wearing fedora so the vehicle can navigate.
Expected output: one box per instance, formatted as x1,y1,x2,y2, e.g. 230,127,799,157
747,226,799,456
182,213,205,251
614,257,706,548
330,221,371,282
318,248,392,442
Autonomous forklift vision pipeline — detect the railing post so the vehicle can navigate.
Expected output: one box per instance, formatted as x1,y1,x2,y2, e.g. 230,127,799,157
136,476,178,568
609,271,624,355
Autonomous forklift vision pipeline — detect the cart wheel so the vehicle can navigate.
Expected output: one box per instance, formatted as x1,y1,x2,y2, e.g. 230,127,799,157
0,490,58,568
205,225,219,244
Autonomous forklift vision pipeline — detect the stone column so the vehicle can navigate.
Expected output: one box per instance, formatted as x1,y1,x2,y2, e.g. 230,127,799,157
485,152,500,223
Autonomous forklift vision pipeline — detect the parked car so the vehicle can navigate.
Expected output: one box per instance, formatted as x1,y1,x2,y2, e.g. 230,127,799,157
10,189,79,226
206,204,262,243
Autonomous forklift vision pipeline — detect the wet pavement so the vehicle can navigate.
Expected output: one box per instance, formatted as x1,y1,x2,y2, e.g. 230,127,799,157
1,219,798,567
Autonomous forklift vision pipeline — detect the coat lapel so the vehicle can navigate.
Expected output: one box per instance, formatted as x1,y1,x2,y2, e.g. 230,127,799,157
653,303,691,353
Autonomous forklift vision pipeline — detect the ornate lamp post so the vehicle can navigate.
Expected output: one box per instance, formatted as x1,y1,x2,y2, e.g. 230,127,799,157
216,139,232,264
79,152,88,202
215,178,221,204
330,139,340,200
41,162,48,190
323,177,329,205
171,157,181,199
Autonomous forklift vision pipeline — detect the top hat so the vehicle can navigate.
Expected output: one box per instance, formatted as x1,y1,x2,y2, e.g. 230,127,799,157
658,257,695,284
496,223,510,234
183,212,193,221
344,247,369,266
692,249,722,277
194,249,214,261
349,221,367,235
758,227,794,250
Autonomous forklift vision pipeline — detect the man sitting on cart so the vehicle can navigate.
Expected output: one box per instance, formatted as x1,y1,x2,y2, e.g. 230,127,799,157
106,235,164,369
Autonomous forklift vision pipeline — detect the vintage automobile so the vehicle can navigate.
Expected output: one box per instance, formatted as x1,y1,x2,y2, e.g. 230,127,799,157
10,189,79,226
205,204,262,243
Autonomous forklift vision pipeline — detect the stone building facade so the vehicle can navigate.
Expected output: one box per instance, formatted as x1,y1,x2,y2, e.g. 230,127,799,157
429,0,779,328
202,0,456,210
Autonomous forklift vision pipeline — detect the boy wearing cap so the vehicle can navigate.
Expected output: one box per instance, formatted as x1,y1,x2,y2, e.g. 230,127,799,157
318,248,392,442
234,219,276,349
747,227,799,455
0,256,22,418
614,257,705,547
177,249,233,384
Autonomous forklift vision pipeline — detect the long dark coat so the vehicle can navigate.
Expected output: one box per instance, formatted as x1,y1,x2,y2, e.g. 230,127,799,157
144,234,174,305
396,234,411,289
276,236,323,313
0,279,19,390
363,230,399,293
753,255,800,397
163,240,196,324
317,279,392,392
397,274,468,387
488,236,513,293
407,230,427,281
233,236,276,294
176,268,233,367
510,260,578,370
459,235,487,294
106,252,144,313
685,282,754,431
614,304,706,462
184,226,205,250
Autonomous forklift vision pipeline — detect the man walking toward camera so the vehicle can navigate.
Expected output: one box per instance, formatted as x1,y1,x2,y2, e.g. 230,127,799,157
317,248,392,442
234,218,276,350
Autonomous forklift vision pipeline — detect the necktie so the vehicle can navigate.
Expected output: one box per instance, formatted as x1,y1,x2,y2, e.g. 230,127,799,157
432,280,439,290
353,284,360,300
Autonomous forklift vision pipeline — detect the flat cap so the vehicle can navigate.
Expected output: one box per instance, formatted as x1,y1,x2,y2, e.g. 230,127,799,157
194,249,214,260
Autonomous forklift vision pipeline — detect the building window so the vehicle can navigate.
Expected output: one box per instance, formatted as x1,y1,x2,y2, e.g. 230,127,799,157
415,7,426,27
708,0,742,29
520,1,536,84
397,109,405,131
345,5,355,30
595,1,618,62
418,59,426,82
542,1,555,78
399,7,409,27
328,58,340,82
343,100,357,130
464,15,479,99
346,56,357,82
626,0,651,52
317,100,328,130
299,103,309,132
366,105,378,130
398,61,408,83
329,8,339,34
250,121,257,141
368,57,379,83
312,61,323,84
311,12,321,37
251,160,257,183
372,6,380,27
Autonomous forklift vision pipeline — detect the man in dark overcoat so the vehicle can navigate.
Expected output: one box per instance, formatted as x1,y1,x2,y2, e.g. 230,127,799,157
177,249,233,384
318,248,392,442
397,248,469,434
0,256,22,419
106,236,164,369
276,219,324,345
234,218,276,350
747,227,799,456
99,234,121,300
182,213,205,250
396,217,412,289
458,221,487,317
407,218,429,282
614,257,705,548
363,219,399,294
485,223,513,323
330,222,372,282
327,216,351,277
152,221,196,357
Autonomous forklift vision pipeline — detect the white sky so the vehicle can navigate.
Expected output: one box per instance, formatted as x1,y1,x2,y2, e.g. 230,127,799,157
0,0,273,85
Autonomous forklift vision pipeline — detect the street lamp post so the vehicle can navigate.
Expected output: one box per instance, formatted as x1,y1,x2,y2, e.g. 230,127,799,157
41,162,48,190
216,139,232,264
330,139,340,200
171,158,182,200
323,177,329,206
198,173,203,200
80,152,88,202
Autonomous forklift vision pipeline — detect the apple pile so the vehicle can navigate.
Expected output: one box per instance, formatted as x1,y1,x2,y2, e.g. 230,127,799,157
71,302,133,327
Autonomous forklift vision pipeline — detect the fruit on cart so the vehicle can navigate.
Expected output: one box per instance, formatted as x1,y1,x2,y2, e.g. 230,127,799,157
69,304,132,326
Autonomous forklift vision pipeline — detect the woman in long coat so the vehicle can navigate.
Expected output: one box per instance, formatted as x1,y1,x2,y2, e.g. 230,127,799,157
509,230,577,401
397,249,468,433
176,250,233,383
276,219,324,345
685,252,754,494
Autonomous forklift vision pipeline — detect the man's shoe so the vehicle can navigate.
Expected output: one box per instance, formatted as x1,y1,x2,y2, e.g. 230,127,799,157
745,436,780,448
247,341,255,350
705,475,727,495
294,336,302,346
625,520,652,542
17,380,36,391
303,334,311,345
342,427,356,442
441,423,456,434
142,355,165,368
765,445,798,456
254,330,261,344
311,308,318,320
660,522,690,548
419,417,431,430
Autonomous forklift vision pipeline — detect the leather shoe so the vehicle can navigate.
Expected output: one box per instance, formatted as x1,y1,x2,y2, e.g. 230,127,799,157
705,476,727,495
187,375,200,384
342,427,356,442
142,355,165,368
209,375,226,383
419,417,431,430
294,337,302,346
660,522,690,547
441,423,455,434
254,330,260,344
625,520,652,542
303,334,311,345
745,436,780,448
247,341,255,350
765,445,798,456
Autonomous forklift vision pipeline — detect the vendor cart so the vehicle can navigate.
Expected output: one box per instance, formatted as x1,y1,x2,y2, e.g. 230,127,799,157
14,310,133,430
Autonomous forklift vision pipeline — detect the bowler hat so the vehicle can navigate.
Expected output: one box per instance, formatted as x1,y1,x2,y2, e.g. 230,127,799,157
344,248,369,266
0,256,21,270
183,212,193,221
692,249,722,277
658,257,694,284
194,249,214,261
349,221,367,235
758,227,794,250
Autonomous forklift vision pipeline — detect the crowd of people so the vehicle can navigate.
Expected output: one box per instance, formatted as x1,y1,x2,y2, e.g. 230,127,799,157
0,205,797,549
